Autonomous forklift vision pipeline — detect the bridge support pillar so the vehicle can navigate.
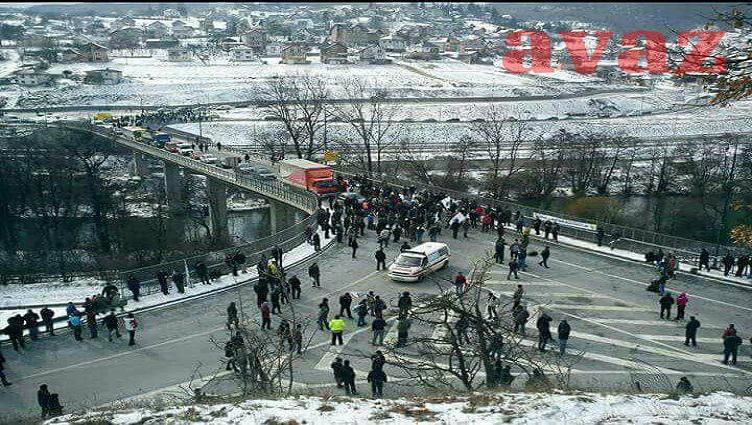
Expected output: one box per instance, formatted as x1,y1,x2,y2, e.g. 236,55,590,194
132,152,150,177
163,163,184,213
207,177,229,242
268,198,278,235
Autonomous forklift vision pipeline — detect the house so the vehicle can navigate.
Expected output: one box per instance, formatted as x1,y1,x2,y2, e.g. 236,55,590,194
109,27,144,49
83,42,109,62
265,42,284,56
162,8,181,18
407,41,440,60
320,41,348,64
12,69,53,85
84,68,122,84
171,20,186,30
145,38,180,49
56,47,81,62
200,18,214,33
231,47,257,62
172,25,194,39
357,44,388,64
111,16,135,31
329,23,370,47
379,35,405,52
166,47,191,62
241,28,267,55
220,37,244,51
280,43,309,64
146,21,169,38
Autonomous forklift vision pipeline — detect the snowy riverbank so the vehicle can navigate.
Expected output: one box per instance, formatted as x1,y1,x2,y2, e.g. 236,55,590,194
46,391,752,424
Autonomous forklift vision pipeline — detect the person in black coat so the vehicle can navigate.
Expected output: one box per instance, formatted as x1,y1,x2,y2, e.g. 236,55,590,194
375,248,387,271
308,262,321,287
723,333,743,365
38,384,52,418
0,350,11,386
698,249,710,272
659,292,675,320
350,237,359,259
339,292,354,319
684,316,701,347
288,275,302,300
126,275,141,302
40,307,55,335
341,360,357,395
312,232,322,252
557,320,571,355
156,270,170,295
367,368,388,398
536,313,552,351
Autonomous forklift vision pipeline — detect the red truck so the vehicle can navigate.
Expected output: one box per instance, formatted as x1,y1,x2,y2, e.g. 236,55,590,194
277,159,342,195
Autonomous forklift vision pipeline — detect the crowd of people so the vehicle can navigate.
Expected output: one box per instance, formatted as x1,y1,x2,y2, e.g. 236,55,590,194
110,107,213,129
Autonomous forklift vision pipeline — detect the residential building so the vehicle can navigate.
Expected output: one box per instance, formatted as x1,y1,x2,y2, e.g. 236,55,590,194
146,21,169,38
109,27,144,49
232,47,257,62
84,68,122,84
407,41,440,60
166,47,192,62
145,38,180,49
280,43,309,64
320,41,348,64
12,69,53,85
265,42,284,56
357,44,388,64
111,16,136,31
379,35,405,52
241,28,267,55
83,42,109,62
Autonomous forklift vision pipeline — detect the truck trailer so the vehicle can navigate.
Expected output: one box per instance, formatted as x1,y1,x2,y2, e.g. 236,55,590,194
276,159,340,195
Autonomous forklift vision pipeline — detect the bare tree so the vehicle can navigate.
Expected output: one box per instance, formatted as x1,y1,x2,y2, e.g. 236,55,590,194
468,106,532,198
335,78,403,176
260,75,330,160
376,254,581,391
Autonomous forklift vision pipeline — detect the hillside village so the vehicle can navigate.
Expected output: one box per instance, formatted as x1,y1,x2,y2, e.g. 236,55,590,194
0,2,715,99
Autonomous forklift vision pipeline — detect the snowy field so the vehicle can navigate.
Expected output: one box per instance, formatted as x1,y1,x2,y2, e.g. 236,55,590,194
3,54,635,109
46,392,752,424
170,102,752,150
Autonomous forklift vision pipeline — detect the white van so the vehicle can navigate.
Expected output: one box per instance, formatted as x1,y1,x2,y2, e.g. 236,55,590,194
176,143,193,156
388,242,450,282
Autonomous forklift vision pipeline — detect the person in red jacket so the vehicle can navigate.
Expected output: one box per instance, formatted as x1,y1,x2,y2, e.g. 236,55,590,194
675,292,689,321
454,272,467,295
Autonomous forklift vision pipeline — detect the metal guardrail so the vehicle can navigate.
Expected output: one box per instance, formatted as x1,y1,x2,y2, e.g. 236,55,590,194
117,214,317,296
63,124,318,214
339,171,746,265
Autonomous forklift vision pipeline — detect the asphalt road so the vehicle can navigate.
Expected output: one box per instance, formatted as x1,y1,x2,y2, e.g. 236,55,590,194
2,223,751,423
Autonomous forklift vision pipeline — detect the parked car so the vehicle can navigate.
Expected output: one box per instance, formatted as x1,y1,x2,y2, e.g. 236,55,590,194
201,155,219,164
388,242,450,282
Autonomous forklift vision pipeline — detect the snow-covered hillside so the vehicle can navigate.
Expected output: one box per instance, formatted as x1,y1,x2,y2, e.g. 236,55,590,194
47,392,752,424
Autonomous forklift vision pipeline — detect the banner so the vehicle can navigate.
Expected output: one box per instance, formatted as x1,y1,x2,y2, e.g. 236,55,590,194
532,212,597,231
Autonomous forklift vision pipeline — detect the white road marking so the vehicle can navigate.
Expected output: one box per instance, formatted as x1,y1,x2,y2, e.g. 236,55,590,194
546,304,652,312
593,319,726,329
493,291,608,299
551,258,752,313
486,268,752,376
19,326,226,381
486,279,563,287
635,334,723,344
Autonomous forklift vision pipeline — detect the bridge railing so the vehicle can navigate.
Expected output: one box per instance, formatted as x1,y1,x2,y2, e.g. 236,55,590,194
117,213,317,296
339,171,743,266
50,123,322,296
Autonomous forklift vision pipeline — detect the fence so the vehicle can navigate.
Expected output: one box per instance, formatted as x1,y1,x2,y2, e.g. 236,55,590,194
338,170,744,266
117,214,318,296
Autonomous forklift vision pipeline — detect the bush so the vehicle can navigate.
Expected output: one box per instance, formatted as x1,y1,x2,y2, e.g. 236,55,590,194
564,196,622,223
